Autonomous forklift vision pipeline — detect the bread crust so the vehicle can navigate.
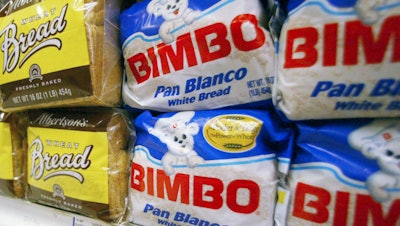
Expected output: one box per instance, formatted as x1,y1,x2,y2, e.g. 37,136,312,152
10,113,27,199
0,112,27,199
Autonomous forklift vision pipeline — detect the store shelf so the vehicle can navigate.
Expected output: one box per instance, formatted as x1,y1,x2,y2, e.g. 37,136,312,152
0,196,110,226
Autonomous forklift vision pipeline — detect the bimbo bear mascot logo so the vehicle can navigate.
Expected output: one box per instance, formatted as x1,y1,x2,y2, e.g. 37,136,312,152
355,0,387,25
146,0,200,43
349,119,400,202
150,111,204,176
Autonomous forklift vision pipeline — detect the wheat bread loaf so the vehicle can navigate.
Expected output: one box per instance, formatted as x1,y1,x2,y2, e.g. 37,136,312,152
0,0,123,111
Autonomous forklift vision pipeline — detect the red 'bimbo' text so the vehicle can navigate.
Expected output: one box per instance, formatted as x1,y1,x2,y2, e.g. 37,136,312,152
293,182,400,226
284,15,400,68
131,162,261,214
127,14,266,84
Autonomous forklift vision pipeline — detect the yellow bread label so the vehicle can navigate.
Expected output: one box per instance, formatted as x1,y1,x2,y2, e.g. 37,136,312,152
203,115,262,152
0,122,13,180
27,127,109,204
0,0,89,84
278,190,287,204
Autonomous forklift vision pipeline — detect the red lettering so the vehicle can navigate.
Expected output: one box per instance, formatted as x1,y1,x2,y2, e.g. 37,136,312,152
323,23,338,66
131,164,261,213
131,162,145,191
284,27,318,68
157,170,189,204
195,23,231,63
127,52,150,84
333,191,349,226
193,176,224,209
226,179,260,214
126,14,267,84
345,16,400,65
230,14,265,51
292,182,400,225
284,15,400,69
292,182,330,223
354,194,400,226
147,167,154,196
147,47,160,79
158,33,198,75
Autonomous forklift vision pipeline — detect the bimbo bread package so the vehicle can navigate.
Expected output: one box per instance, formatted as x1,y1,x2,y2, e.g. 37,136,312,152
273,0,400,120
0,0,123,111
128,109,294,226
120,0,275,112
276,118,400,226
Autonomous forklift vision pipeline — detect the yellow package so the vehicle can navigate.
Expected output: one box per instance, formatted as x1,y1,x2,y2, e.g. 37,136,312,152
0,0,123,111
26,108,134,223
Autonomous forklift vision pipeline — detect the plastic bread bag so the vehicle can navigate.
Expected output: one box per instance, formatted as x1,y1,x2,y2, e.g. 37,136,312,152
127,109,294,226
0,0,123,111
275,118,400,226
120,0,275,112
25,107,135,223
273,0,400,120
0,111,27,199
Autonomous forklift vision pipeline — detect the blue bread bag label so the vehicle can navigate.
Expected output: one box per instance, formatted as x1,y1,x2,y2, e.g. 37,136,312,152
120,0,274,112
276,118,400,225
127,109,293,226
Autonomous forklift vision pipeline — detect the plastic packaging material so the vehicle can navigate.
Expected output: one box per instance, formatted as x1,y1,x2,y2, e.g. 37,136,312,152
273,0,400,120
0,111,27,199
0,0,123,112
120,0,275,112
128,109,294,226
25,108,135,223
265,0,287,42
276,118,400,226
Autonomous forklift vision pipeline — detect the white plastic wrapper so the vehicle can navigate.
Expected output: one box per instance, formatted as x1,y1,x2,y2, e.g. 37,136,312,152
274,0,400,120
120,0,275,112
128,109,294,226
276,118,400,226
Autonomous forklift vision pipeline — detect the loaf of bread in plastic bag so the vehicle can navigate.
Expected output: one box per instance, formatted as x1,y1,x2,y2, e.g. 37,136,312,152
0,0,123,111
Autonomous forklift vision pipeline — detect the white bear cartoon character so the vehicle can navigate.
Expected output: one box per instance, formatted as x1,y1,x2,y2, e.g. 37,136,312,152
355,0,387,25
150,111,204,176
348,119,400,202
147,0,200,43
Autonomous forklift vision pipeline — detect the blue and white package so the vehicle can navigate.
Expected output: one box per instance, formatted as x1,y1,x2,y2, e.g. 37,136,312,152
273,0,400,120
120,0,274,112
127,109,293,226
276,118,400,226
